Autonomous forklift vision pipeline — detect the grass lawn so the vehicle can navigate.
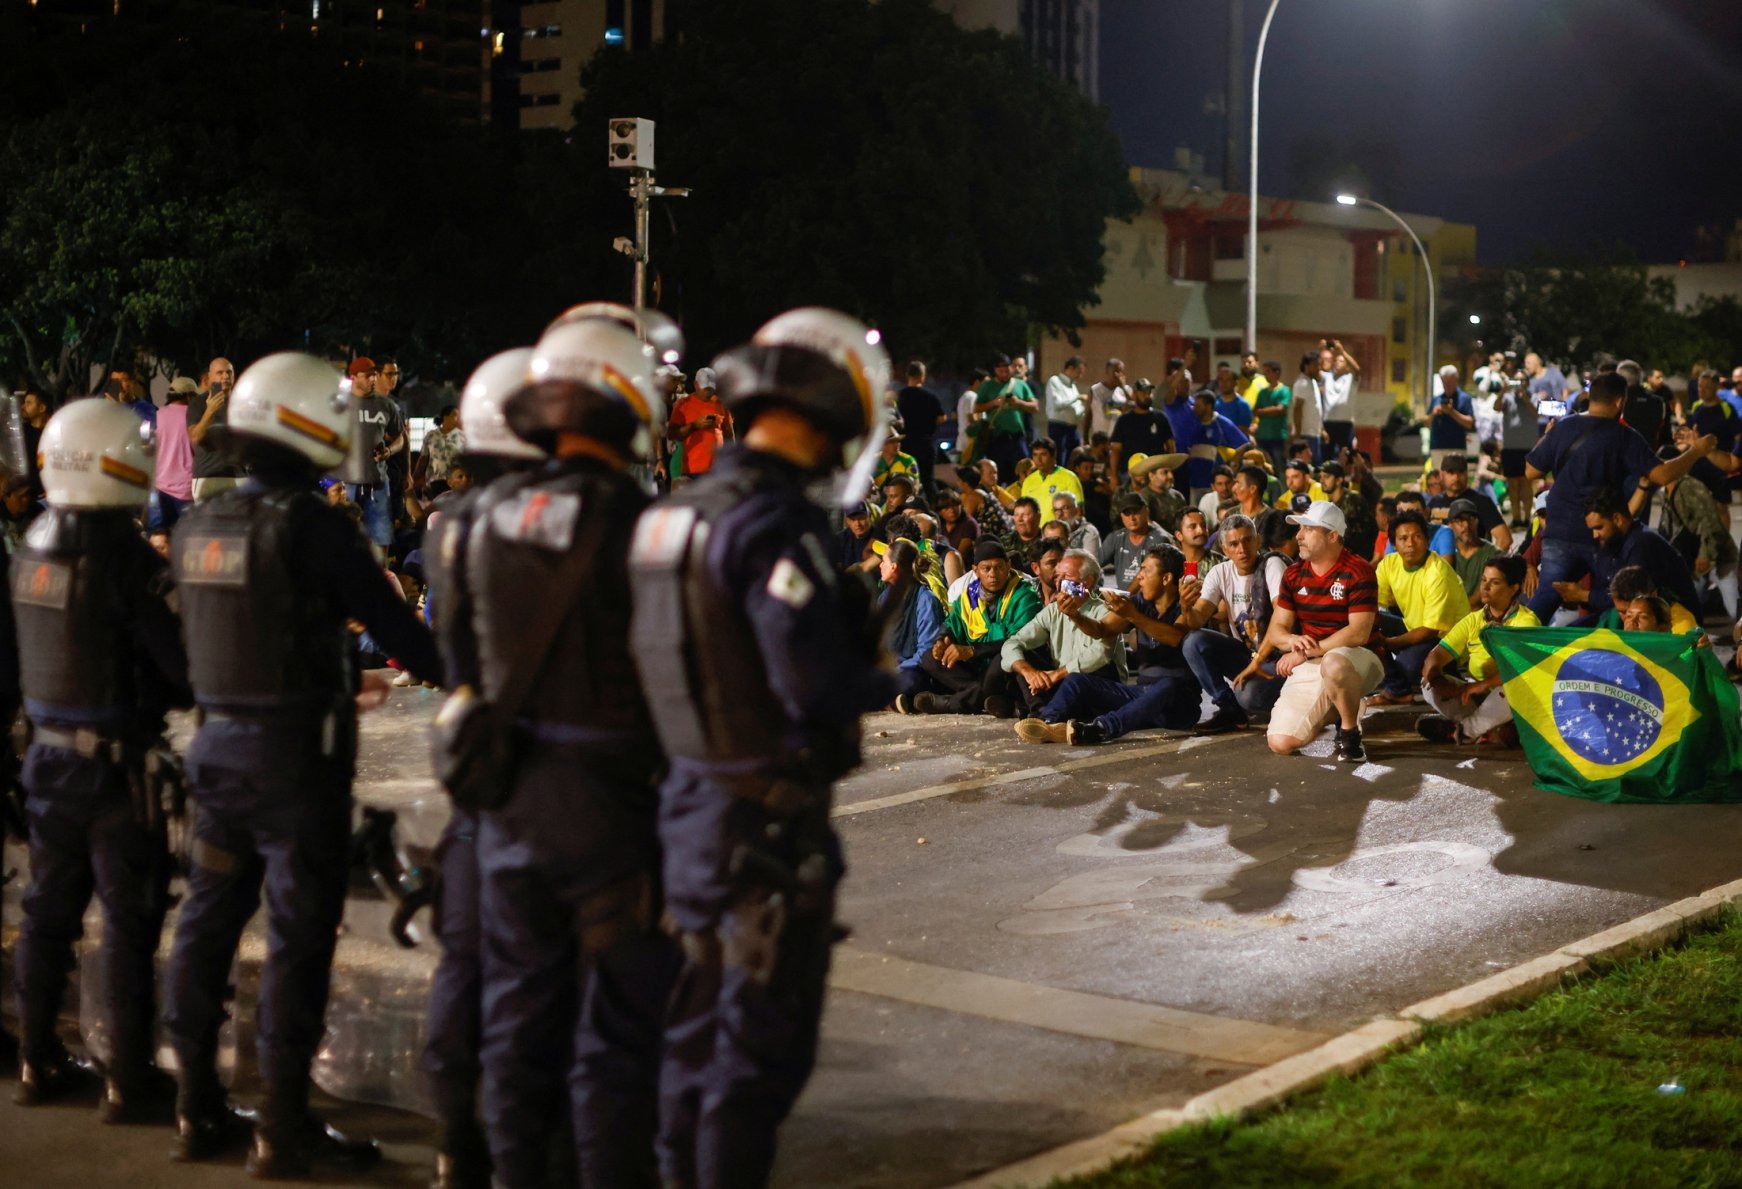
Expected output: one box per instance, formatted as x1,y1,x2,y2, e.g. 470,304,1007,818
1063,910,1742,1189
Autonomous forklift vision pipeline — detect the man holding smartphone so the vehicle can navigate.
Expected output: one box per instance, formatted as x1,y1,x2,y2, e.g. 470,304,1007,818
188,356,244,502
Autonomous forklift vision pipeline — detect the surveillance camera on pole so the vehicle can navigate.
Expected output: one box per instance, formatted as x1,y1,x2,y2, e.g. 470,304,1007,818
607,117,688,312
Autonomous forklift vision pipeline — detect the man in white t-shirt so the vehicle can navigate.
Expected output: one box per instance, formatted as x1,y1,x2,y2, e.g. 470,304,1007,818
1085,357,1131,442
1318,341,1360,454
956,368,988,457
1291,351,1325,465
1178,513,1288,731
1045,356,1087,458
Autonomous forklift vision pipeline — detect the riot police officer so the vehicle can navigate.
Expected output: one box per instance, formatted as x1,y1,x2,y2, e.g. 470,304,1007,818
161,353,443,1175
440,316,679,1189
10,399,192,1120
420,345,544,1189
629,308,897,1188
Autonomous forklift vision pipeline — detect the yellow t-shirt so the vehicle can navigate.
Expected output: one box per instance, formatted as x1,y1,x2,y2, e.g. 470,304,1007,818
1020,466,1086,525
1436,603,1542,680
1376,551,1471,633
1241,374,1268,407
1274,481,1326,509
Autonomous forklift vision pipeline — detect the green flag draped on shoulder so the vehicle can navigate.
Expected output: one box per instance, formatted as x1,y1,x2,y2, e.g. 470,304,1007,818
1481,626,1742,804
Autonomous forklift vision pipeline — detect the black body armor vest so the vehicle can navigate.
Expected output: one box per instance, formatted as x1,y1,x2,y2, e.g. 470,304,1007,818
174,486,349,711
12,509,140,720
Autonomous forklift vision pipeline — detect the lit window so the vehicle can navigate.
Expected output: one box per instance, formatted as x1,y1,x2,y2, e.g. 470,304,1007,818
310,0,319,15
604,26,624,45
492,31,504,56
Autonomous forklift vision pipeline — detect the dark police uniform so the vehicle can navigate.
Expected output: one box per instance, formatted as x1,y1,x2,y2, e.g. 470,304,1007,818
162,476,441,1157
11,508,190,1100
630,445,895,1189
448,456,677,1188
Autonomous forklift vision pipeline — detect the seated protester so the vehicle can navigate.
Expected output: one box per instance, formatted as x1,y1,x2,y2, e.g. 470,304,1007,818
1018,437,1084,526
1000,495,1046,572
872,424,920,488
1593,565,1700,636
1234,501,1384,761
1659,447,1739,622
1051,490,1101,557
1371,495,1397,563
1196,464,1235,525
958,463,1010,537
1417,555,1539,744
933,487,980,555
999,549,1128,719
1388,489,1455,554
1442,498,1500,600
1255,506,1300,563
1621,594,1674,632
833,499,877,570
1426,452,1513,552
898,539,1042,716
1182,514,1290,732
1018,546,1199,744
1129,452,1189,533
878,513,950,606
1228,463,1273,525
1319,460,1376,560
1066,447,1114,535
1273,459,1326,510
1174,508,1224,583
1566,487,1702,625
1098,492,1175,590
878,538,946,684
1370,510,1471,705
909,511,965,586
876,472,927,526
1029,537,1067,602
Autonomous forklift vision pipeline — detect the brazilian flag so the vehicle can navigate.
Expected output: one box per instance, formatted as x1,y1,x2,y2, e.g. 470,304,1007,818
1482,626,1742,804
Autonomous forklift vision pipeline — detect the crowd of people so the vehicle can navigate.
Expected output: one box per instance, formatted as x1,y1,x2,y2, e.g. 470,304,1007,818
1,315,1740,1189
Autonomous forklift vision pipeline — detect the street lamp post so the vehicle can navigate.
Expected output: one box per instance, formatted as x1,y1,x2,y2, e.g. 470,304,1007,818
1338,193,1436,411
1246,0,1283,353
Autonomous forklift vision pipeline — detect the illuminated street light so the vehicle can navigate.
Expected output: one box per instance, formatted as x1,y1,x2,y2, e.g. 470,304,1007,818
1336,192,1436,411
1246,0,1284,353
1469,314,1482,325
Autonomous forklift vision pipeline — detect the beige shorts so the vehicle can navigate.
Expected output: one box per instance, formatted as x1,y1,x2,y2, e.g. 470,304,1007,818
1267,647,1384,744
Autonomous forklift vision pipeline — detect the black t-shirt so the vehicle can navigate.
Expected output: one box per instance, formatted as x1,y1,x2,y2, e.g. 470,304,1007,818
895,386,945,456
1525,414,1659,541
1427,488,1504,536
1110,410,1174,461
1621,386,1668,450
186,390,244,479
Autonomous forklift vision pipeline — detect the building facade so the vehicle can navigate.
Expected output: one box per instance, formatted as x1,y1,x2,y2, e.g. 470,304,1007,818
934,0,1098,101
1038,167,1477,430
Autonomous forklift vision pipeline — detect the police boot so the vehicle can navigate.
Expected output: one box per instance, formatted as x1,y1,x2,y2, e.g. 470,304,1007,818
172,1072,255,1162
97,1065,178,1126
246,1082,382,1180
14,1048,101,1106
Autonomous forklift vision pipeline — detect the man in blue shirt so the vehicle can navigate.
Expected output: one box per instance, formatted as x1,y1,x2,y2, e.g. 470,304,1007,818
1574,487,1701,623
1690,369,1742,457
1524,372,1724,619
1213,366,1253,434
1181,388,1249,504
1428,365,1475,468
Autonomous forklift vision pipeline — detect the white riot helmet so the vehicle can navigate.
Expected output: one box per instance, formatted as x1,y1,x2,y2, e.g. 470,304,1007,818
225,352,353,470
713,307,891,507
543,302,686,371
38,398,157,510
459,347,541,460
507,319,665,457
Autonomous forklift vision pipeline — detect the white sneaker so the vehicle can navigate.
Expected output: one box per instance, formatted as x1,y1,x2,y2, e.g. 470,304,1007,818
391,670,416,688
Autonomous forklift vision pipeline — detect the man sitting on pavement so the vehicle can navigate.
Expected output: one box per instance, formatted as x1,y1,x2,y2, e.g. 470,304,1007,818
1174,508,1224,583
899,539,1042,716
1001,496,1045,571
1014,546,1196,745
1318,460,1375,560
1443,498,1500,601
1019,438,1083,526
1370,510,1471,706
1561,487,1702,626
1595,566,1701,636
1182,513,1290,733
1229,463,1272,526
1274,459,1325,510
1233,501,1384,762
1030,538,1066,601
1050,490,1101,557
1427,453,1512,552
1000,550,1128,720
1128,451,1189,533
1196,464,1235,525
1417,554,1537,745
1098,492,1174,591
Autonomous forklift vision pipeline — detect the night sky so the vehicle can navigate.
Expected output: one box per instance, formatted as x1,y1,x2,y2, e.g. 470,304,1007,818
1100,0,1742,264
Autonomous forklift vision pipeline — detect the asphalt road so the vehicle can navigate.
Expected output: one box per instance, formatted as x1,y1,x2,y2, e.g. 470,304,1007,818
4,666,1742,1187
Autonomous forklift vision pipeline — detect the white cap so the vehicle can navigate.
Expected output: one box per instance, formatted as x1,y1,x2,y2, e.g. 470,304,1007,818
693,366,718,391
1287,500,1346,536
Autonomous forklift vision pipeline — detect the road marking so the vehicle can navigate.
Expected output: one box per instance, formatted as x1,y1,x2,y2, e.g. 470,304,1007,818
831,947,1330,1065
832,734,1229,819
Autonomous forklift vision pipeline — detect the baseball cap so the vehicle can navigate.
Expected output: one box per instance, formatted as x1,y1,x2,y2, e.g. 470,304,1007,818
1447,498,1480,520
1318,459,1347,478
1284,459,1312,474
1116,492,1147,514
1133,378,1156,391
693,366,718,390
348,356,378,377
1287,500,1347,535
973,539,1009,563
168,376,200,396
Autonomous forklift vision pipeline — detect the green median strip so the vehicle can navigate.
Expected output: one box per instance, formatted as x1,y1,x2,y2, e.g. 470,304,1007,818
1061,907,1742,1189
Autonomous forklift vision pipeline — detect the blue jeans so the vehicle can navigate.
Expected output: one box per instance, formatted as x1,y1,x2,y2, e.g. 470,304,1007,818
1040,671,1199,738
1526,534,1594,620
1382,637,1441,697
353,482,393,548
1046,422,1082,460
1260,440,1288,477
1183,630,1282,717
147,490,189,532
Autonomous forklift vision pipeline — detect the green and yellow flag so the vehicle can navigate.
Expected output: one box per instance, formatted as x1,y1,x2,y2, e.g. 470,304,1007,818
1482,626,1742,804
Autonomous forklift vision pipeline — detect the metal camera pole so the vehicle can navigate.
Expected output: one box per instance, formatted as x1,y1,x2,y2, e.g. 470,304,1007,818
608,118,689,313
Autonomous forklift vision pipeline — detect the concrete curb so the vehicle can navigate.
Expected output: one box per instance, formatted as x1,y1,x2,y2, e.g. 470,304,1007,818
949,876,1742,1189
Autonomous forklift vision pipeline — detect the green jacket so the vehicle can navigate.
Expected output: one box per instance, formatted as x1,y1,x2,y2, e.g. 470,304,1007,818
942,573,1043,655
1667,477,1738,569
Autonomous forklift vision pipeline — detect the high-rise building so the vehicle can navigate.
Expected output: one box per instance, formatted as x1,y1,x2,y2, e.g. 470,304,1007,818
514,0,679,130
934,0,1099,101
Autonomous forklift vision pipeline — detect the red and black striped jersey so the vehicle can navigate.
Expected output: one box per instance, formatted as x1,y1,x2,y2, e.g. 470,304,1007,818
1277,548,1377,644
